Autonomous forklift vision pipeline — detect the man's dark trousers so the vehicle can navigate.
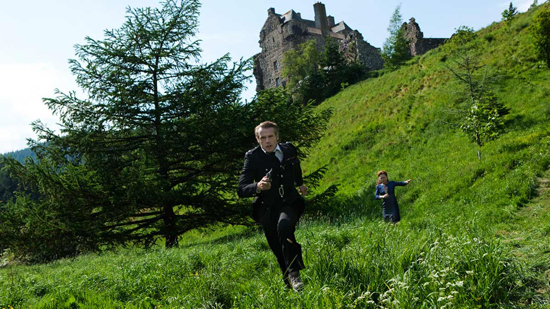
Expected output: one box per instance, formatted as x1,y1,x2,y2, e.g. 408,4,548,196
263,202,304,276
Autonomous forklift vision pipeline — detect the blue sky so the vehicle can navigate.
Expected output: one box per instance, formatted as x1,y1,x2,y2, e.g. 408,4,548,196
0,0,542,153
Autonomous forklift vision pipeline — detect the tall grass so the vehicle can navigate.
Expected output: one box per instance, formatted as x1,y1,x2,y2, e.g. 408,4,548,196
0,217,524,308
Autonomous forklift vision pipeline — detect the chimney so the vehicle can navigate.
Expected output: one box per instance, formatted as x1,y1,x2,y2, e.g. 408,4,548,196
327,15,335,28
313,2,329,35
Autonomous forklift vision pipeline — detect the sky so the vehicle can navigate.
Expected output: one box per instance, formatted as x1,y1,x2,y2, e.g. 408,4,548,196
0,0,543,154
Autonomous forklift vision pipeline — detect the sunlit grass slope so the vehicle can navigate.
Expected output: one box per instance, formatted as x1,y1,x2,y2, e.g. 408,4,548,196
1,5,550,309
304,6,550,231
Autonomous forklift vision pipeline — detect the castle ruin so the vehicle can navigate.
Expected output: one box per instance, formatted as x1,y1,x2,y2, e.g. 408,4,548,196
402,18,447,57
253,3,383,92
253,3,448,91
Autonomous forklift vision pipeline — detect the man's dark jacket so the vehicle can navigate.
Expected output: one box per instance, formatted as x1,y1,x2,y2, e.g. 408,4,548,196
237,142,305,223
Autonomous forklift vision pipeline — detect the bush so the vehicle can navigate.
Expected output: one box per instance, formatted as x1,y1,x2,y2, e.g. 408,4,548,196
530,5,550,68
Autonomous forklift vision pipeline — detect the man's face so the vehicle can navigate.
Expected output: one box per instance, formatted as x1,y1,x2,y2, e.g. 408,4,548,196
256,127,278,153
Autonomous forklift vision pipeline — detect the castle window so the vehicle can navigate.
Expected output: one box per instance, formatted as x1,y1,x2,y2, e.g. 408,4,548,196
273,60,278,70
272,37,275,43
282,81,286,88
276,78,280,87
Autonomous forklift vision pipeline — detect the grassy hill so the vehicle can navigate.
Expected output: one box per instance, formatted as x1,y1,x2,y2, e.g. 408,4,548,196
1,5,550,309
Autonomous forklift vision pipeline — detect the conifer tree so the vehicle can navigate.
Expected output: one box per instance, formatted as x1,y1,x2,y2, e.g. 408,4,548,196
502,2,518,22
381,4,411,70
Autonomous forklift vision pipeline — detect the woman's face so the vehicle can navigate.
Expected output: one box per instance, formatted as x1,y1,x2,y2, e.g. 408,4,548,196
378,173,388,184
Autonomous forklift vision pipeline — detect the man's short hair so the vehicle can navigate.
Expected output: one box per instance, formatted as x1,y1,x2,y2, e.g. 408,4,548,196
255,121,279,137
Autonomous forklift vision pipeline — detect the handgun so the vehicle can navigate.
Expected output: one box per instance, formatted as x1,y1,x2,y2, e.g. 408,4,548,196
265,168,273,182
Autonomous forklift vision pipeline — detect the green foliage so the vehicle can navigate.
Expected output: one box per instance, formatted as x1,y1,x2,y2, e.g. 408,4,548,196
459,90,509,159
282,38,366,105
502,2,518,22
282,39,324,104
381,5,412,70
530,4,550,68
441,26,477,56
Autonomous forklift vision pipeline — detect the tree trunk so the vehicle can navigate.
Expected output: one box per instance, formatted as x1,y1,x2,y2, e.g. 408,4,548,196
164,205,179,248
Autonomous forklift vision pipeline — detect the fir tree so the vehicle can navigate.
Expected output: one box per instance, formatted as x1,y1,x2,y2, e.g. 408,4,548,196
381,5,411,70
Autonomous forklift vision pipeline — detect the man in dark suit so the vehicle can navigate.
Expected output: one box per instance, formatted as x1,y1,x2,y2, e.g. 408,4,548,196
237,121,307,291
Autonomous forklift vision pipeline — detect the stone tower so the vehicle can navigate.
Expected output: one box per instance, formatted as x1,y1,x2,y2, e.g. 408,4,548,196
402,18,447,57
253,2,384,92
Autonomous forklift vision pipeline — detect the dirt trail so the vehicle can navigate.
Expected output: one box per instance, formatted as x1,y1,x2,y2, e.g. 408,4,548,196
500,171,550,305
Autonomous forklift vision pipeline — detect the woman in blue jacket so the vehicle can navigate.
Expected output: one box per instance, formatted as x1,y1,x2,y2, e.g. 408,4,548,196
374,170,412,223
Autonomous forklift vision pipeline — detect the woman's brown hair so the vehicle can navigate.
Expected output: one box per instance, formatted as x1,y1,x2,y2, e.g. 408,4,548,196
376,170,388,184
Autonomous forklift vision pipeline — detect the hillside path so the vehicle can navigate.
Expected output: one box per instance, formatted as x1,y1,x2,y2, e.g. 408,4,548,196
499,170,550,306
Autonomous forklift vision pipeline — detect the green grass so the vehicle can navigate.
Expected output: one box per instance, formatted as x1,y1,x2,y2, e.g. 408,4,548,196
0,218,525,308
2,4,550,309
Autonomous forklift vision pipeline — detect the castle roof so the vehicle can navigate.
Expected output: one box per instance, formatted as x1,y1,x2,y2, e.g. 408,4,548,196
331,21,352,33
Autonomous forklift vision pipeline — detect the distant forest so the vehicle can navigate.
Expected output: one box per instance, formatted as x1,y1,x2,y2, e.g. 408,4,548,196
0,148,35,204
1,148,36,163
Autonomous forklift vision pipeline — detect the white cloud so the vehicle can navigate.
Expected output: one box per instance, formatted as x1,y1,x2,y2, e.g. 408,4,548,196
0,62,65,153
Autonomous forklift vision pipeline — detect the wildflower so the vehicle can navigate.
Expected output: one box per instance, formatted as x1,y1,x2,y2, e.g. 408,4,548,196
455,281,464,287
466,270,474,275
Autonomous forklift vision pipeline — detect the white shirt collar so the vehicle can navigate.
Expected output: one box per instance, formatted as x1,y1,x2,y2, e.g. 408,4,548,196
261,143,281,154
